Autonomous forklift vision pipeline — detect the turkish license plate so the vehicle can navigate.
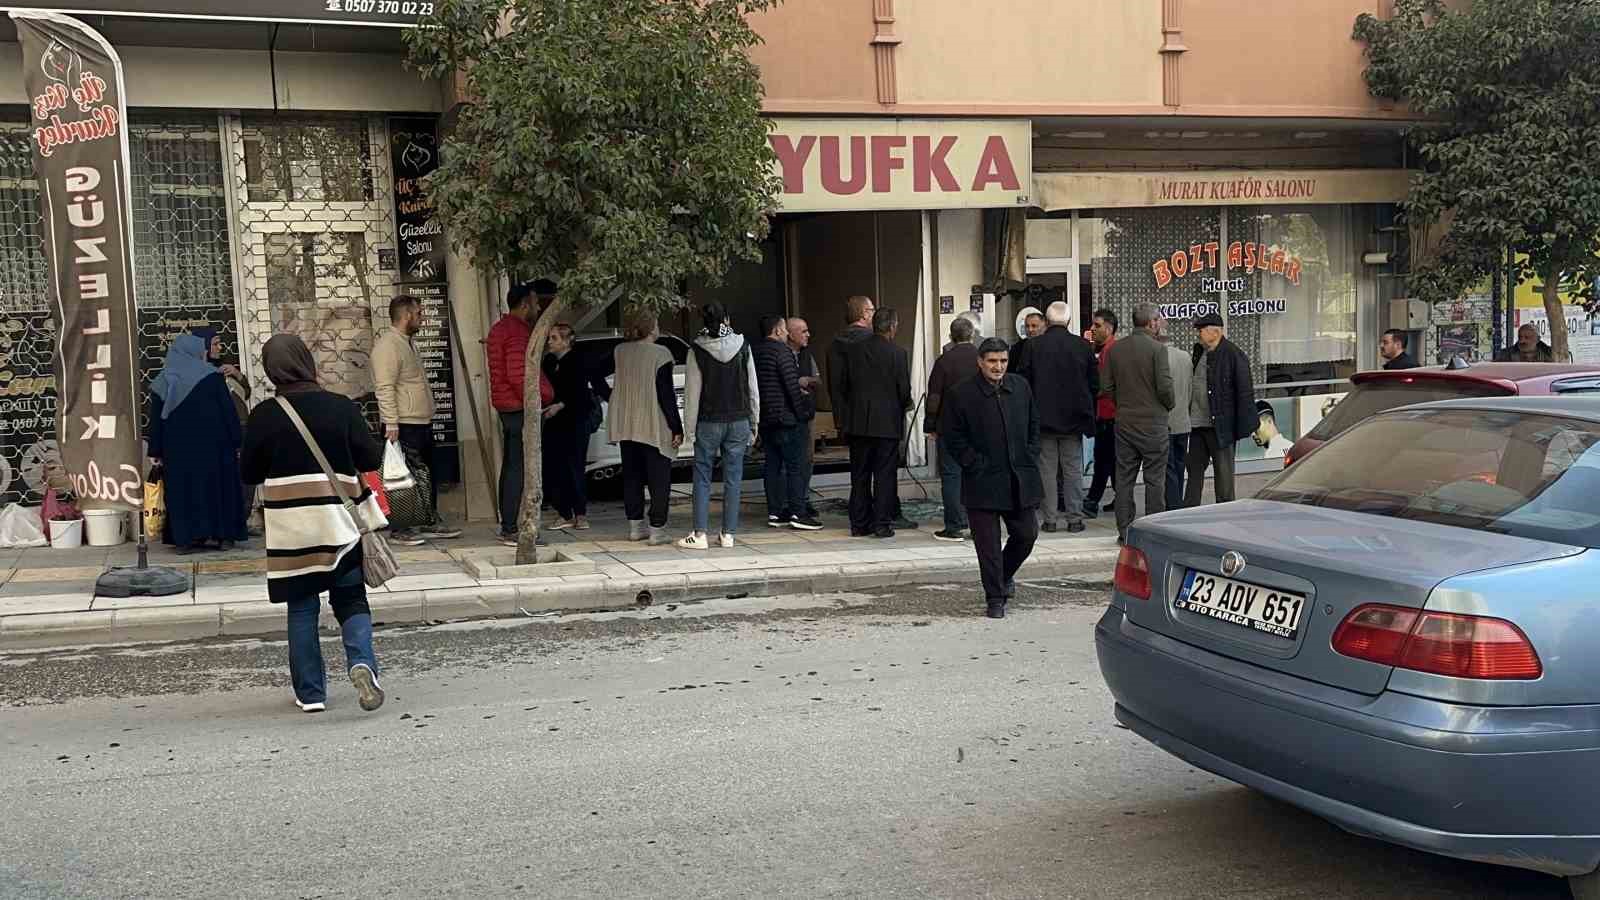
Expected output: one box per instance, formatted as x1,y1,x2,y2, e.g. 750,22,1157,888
1174,570,1306,640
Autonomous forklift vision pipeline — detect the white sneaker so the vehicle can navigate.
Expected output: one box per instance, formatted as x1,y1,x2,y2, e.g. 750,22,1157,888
294,699,326,713
677,532,709,550
718,533,735,549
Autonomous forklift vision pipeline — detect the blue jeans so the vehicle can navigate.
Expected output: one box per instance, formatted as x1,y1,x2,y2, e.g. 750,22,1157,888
286,564,377,705
1166,432,1189,511
761,422,809,519
692,418,752,535
937,436,967,531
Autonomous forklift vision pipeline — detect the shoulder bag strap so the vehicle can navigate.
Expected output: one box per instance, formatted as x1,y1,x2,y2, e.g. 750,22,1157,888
274,396,371,536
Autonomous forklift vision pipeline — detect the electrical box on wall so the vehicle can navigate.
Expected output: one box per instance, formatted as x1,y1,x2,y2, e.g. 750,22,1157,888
1388,299,1429,330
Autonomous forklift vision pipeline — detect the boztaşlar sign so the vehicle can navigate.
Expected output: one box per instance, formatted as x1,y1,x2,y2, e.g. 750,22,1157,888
11,10,143,511
767,118,1031,213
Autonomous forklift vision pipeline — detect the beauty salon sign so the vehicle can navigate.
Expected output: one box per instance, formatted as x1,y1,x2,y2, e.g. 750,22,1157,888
768,118,1031,213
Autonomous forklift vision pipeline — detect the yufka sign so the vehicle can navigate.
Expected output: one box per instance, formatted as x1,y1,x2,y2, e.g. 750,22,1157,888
768,118,1031,213
11,10,143,510
0,2,430,27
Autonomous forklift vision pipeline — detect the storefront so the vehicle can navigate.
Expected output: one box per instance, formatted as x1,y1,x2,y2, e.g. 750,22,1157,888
0,6,507,513
1028,167,1410,472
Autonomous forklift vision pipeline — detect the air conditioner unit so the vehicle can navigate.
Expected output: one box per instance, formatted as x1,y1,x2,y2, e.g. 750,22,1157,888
1388,298,1429,330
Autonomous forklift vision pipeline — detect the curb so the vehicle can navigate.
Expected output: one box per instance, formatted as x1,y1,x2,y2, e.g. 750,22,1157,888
0,549,1119,651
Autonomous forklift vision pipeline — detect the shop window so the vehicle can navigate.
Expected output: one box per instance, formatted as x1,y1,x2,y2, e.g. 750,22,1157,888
241,116,375,203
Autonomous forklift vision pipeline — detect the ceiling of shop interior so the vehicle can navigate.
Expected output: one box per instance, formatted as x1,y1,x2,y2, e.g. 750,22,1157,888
0,15,405,53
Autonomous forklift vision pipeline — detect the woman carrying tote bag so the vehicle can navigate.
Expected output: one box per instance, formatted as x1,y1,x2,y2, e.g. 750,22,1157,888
240,335,390,715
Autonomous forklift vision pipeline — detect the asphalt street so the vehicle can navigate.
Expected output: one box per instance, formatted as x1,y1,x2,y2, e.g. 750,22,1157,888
0,580,1573,899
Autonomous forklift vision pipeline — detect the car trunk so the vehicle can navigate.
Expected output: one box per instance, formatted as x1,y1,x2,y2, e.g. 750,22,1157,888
1125,500,1581,695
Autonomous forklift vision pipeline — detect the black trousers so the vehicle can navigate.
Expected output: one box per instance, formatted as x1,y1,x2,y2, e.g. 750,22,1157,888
543,421,589,519
397,423,438,518
620,440,671,527
968,504,1040,602
498,411,524,536
847,435,899,533
1185,427,1237,507
1086,418,1116,506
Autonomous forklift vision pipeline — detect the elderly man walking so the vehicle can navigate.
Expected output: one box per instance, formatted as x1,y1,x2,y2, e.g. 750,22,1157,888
925,316,981,541
1185,312,1256,507
941,337,1042,619
1016,301,1097,534
1102,303,1174,542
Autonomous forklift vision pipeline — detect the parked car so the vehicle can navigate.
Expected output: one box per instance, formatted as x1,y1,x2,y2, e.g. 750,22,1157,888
1097,394,1600,895
1284,362,1600,468
571,331,695,479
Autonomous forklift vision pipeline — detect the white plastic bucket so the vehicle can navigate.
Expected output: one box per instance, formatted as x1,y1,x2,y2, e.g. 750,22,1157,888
48,518,83,549
83,509,126,547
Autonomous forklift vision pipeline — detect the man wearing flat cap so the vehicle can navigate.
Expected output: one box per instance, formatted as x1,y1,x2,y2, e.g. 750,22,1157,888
1185,312,1256,508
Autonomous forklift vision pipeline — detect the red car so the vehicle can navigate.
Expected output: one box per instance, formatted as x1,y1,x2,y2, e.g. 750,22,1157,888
1284,362,1600,468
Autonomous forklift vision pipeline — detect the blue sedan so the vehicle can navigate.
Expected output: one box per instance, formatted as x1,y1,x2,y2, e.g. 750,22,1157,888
1096,396,1600,898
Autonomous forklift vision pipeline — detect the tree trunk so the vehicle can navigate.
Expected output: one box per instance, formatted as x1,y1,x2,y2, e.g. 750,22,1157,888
515,296,570,565
1543,264,1571,363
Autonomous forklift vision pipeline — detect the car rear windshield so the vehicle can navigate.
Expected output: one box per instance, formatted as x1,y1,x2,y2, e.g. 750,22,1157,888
1260,407,1600,548
1308,379,1510,442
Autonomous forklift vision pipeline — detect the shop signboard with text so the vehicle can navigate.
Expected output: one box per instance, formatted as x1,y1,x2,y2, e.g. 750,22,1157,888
767,118,1031,213
1149,236,1303,321
0,2,430,26
1032,169,1410,212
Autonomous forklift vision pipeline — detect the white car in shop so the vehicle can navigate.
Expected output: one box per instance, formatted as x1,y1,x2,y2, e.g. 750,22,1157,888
572,331,696,480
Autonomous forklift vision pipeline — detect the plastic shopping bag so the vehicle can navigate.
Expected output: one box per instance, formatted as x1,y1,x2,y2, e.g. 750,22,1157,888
362,471,391,516
0,504,47,548
143,477,167,540
382,440,415,492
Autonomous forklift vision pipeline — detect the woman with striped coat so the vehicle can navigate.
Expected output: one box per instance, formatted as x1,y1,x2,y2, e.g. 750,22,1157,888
241,335,388,714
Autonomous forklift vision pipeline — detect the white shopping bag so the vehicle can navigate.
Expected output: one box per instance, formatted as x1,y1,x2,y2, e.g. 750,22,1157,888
382,440,416,492
0,504,47,548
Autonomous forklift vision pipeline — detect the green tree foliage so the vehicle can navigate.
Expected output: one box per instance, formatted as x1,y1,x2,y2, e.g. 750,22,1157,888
406,0,781,561
1355,0,1600,360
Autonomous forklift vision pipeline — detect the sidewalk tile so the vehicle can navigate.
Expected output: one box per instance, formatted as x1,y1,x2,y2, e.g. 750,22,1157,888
627,558,718,576
2,579,100,599
10,565,108,583
94,592,195,611
196,582,271,605
385,572,479,592
0,593,95,615
195,558,267,575
708,556,770,572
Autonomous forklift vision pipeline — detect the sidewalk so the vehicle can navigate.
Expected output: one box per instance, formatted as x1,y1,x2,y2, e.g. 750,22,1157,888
0,474,1270,650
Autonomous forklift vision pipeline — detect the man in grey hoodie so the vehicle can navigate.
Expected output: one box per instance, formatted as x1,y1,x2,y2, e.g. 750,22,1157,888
679,303,761,550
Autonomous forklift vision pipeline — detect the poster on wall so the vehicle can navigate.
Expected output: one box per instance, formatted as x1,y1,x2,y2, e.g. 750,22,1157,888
1517,306,1600,363
12,11,143,511
1237,396,1296,463
1296,392,1349,441
1437,324,1480,363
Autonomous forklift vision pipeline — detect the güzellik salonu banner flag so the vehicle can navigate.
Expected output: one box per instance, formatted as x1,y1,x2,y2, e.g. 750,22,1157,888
11,11,143,511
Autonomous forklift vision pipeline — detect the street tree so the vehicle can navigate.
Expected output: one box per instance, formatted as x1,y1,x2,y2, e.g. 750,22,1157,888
406,0,782,562
1354,0,1600,360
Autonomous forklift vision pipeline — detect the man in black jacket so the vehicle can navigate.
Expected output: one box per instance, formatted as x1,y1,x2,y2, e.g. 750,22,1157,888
1184,313,1256,507
1380,329,1417,370
840,307,912,537
754,316,821,530
941,337,1042,619
541,324,612,531
925,316,980,541
1016,301,1097,534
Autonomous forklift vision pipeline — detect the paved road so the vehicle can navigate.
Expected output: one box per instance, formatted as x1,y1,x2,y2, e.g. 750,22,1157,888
0,581,1572,899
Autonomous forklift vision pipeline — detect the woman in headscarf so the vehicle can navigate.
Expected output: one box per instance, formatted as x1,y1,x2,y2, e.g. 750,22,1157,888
147,333,248,554
193,327,259,534
240,334,388,715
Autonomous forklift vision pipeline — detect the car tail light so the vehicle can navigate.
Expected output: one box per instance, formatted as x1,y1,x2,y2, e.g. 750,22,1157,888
1281,451,1294,468
1332,604,1541,680
1114,547,1151,600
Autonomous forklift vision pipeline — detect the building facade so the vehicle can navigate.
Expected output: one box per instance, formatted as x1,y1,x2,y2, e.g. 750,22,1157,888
0,1,1430,515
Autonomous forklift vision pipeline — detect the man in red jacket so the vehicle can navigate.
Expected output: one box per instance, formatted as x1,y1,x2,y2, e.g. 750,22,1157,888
486,281,555,545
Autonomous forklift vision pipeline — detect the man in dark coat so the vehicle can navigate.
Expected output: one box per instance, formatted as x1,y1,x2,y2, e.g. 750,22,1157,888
787,317,821,520
829,295,916,532
753,316,820,530
941,337,1042,619
541,324,612,530
839,307,912,538
1495,324,1557,362
1184,312,1256,508
1380,329,1417,370
925,316,981,541
1016,301,1098,534
1103,303,1175,542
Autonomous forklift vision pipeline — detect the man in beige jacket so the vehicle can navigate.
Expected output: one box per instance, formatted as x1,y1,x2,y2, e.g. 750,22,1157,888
372,295,460,541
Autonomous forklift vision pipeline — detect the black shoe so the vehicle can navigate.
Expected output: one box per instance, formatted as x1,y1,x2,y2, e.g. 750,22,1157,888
768,515,791,529
804,505,820,519
933,528,966,542
1041,522,1058,534
1067,521,1087,534
851,528,872,538
892,517,918,530
873,527,895,539
985,601,1006,619
1082,502,1100,518
790,515,824,531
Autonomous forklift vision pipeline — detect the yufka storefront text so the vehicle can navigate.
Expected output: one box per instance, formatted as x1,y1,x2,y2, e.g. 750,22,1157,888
1152,239,1303,321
